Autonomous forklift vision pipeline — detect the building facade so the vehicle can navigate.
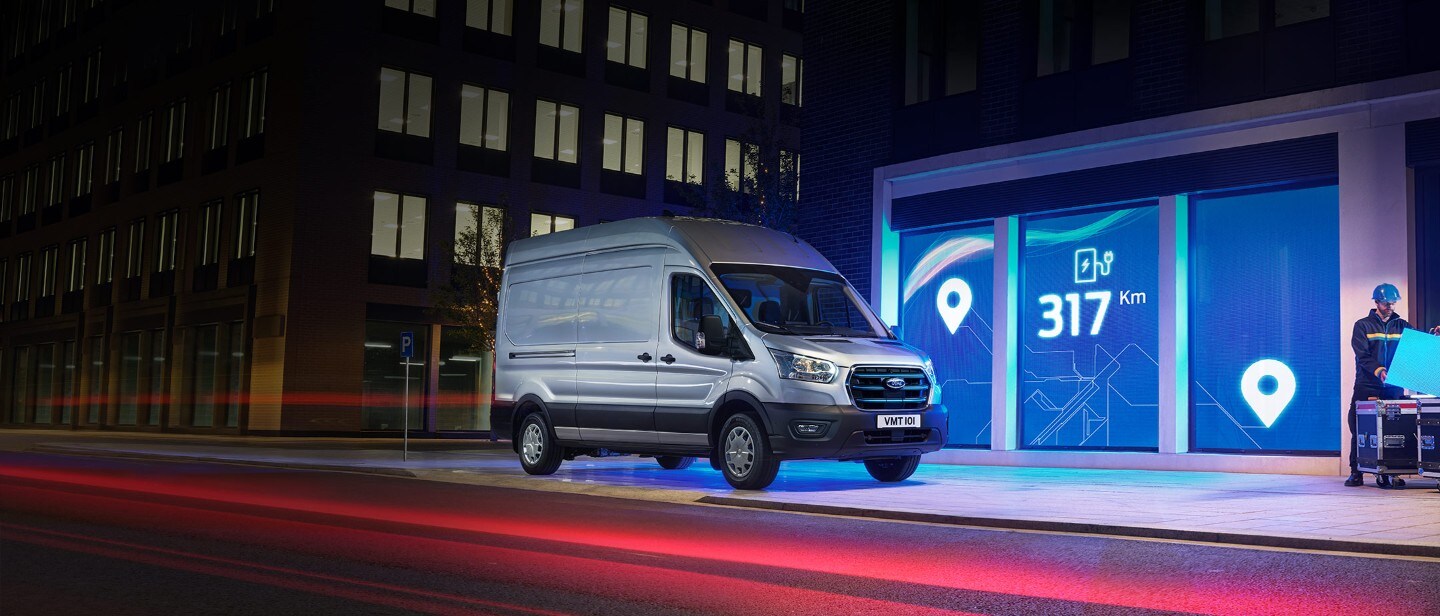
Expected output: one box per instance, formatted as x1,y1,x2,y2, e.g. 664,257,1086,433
802,0,1440,474
0,0,803,435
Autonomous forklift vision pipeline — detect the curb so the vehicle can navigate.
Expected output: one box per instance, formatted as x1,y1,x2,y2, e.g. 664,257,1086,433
28,445,418,478
696,496,1440,559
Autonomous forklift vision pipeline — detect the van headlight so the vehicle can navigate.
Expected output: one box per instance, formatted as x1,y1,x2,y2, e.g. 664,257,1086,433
921,357,936,384
769,349,838,384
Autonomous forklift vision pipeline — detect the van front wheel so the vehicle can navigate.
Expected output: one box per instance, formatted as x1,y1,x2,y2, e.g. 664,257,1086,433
518,413,563,475
656,456,694,470
719,414,780,490
863,456,920,482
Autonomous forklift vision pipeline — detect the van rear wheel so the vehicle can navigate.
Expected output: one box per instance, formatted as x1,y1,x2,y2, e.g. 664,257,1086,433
719,414,780,490
656,456,694,470
863,455,920,482
518,413,563,475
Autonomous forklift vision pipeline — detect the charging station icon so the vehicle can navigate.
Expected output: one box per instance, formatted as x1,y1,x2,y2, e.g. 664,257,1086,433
1074,248,1113,284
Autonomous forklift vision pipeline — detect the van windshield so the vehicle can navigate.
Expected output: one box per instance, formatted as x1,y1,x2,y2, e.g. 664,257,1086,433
712,264,892,338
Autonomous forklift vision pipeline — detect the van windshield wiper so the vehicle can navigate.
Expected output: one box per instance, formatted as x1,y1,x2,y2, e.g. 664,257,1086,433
752,321,799,335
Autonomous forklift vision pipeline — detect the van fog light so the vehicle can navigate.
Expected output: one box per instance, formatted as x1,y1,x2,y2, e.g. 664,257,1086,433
792,422,828,437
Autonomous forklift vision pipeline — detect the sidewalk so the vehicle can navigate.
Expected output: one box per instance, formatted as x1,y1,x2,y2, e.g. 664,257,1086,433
10,430,1440,558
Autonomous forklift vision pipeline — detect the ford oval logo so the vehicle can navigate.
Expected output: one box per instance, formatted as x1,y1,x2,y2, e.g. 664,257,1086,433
884,377,907,390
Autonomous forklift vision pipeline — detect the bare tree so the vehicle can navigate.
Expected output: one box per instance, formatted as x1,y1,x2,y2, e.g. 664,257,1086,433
681,102,801,233
431,202,510,355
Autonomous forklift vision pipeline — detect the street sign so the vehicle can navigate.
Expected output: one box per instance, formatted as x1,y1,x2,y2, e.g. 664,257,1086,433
400,331,414,358
400,331,414,462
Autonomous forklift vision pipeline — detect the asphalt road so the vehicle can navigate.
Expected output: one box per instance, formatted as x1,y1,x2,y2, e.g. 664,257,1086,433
1,451,1437,616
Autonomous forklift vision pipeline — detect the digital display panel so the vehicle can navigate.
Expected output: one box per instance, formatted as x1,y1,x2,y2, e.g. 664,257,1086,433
899,226,994,447
1190,184,1339,453
1021,206,1159,450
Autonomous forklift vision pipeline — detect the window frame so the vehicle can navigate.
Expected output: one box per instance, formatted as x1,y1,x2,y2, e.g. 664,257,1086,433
532,99,579,163
602,113,644,175
606,6,648,69
669,23,708,83
377,66,432,138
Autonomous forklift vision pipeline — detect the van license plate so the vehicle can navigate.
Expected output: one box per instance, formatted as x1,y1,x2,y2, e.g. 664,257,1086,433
877,414,920,429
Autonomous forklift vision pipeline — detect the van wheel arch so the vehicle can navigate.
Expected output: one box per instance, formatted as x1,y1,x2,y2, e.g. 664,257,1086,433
708,392,771,449
511,395,552,451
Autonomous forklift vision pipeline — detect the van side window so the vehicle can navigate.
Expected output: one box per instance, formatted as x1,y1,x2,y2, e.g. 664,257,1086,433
672,274,733,353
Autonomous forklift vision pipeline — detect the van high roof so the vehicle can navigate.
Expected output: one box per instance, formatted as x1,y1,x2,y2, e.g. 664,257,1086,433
504,217,838,273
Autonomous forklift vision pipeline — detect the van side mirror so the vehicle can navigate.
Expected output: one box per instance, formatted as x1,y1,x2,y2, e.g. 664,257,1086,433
700,315,726,355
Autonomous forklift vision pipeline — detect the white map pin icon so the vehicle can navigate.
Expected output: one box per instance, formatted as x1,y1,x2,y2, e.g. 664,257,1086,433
1241,359,1296,428
936,278,973,334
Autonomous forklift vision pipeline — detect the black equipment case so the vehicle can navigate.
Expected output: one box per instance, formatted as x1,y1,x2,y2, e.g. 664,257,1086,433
1356,399,1419,476
1419,398,1439,478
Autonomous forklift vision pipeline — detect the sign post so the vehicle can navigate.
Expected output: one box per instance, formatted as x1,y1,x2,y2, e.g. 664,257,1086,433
400,331,414,462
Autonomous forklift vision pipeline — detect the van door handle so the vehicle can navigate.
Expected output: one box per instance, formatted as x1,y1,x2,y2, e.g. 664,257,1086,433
660,354,676,364
637,353,652,362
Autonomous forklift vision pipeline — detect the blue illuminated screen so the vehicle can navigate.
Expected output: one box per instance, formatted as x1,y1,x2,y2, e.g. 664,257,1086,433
1190,184,1339,453
1021,206,1159,450
899,226,994,447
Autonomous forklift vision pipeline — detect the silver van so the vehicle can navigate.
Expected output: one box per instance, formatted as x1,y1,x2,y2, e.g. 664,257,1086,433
491,217,946,489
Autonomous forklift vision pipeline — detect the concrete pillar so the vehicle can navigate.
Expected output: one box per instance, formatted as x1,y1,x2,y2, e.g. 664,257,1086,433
991,216,1019,451
1337,124,1410,475
1158,195,1189,454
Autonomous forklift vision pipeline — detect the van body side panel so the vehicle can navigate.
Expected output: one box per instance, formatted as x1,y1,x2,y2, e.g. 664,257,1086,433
497,259,582,436
655,266,734,445
573,250,666,444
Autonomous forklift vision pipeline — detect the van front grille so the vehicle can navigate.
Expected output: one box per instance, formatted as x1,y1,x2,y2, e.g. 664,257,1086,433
863,429,930,444
848,366,929,411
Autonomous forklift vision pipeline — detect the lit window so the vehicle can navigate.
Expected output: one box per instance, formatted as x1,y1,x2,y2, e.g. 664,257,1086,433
240,69,267,139
378,67,432,137
602,114,643,175
47,154,66,207
105,127,123,184
55,64,73,117
82,49,102,104
781,149,800,202
459,84,509,151
75,142,94,197
161,99,187,163
0,175,12,222
134,112,154,173
39,246,59,299
607,7,647,69
154,211,181,273
96,228,115,285
235,190,259,259
727,39,762,96
67,238,87,293
455,203,505,267
385,0,436,17
208,83,231,150
665,127,703,185
533,100,579,163
725,139,757,193
20,165,39,215
530,213,575,237
372,191,427,260
15,253,31,301
125,219,146,279
466,0,512,35
781,54,802,106
669,24,707,83
539,0,584,53
197,200,223,266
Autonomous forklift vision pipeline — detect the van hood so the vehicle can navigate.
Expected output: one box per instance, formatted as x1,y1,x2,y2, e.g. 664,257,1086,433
761,334,929,369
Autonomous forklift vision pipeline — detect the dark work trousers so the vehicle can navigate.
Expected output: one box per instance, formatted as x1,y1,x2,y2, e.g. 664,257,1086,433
1348,386,1404,472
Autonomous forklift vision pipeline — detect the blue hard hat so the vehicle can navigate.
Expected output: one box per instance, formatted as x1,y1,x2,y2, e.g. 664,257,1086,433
1372,283,1401,303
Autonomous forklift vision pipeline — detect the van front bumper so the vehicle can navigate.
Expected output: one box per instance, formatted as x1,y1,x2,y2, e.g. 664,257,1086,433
762,402,948,461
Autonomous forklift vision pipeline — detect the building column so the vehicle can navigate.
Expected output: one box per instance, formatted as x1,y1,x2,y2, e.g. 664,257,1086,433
1158,195,1189,454
991,216,1019,451
1337,123,1410,475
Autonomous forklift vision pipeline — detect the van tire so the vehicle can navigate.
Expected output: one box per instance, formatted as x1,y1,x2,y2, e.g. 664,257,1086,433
718,414,780,490
863,455,920,482
656,456,694,470
518,412,563,475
